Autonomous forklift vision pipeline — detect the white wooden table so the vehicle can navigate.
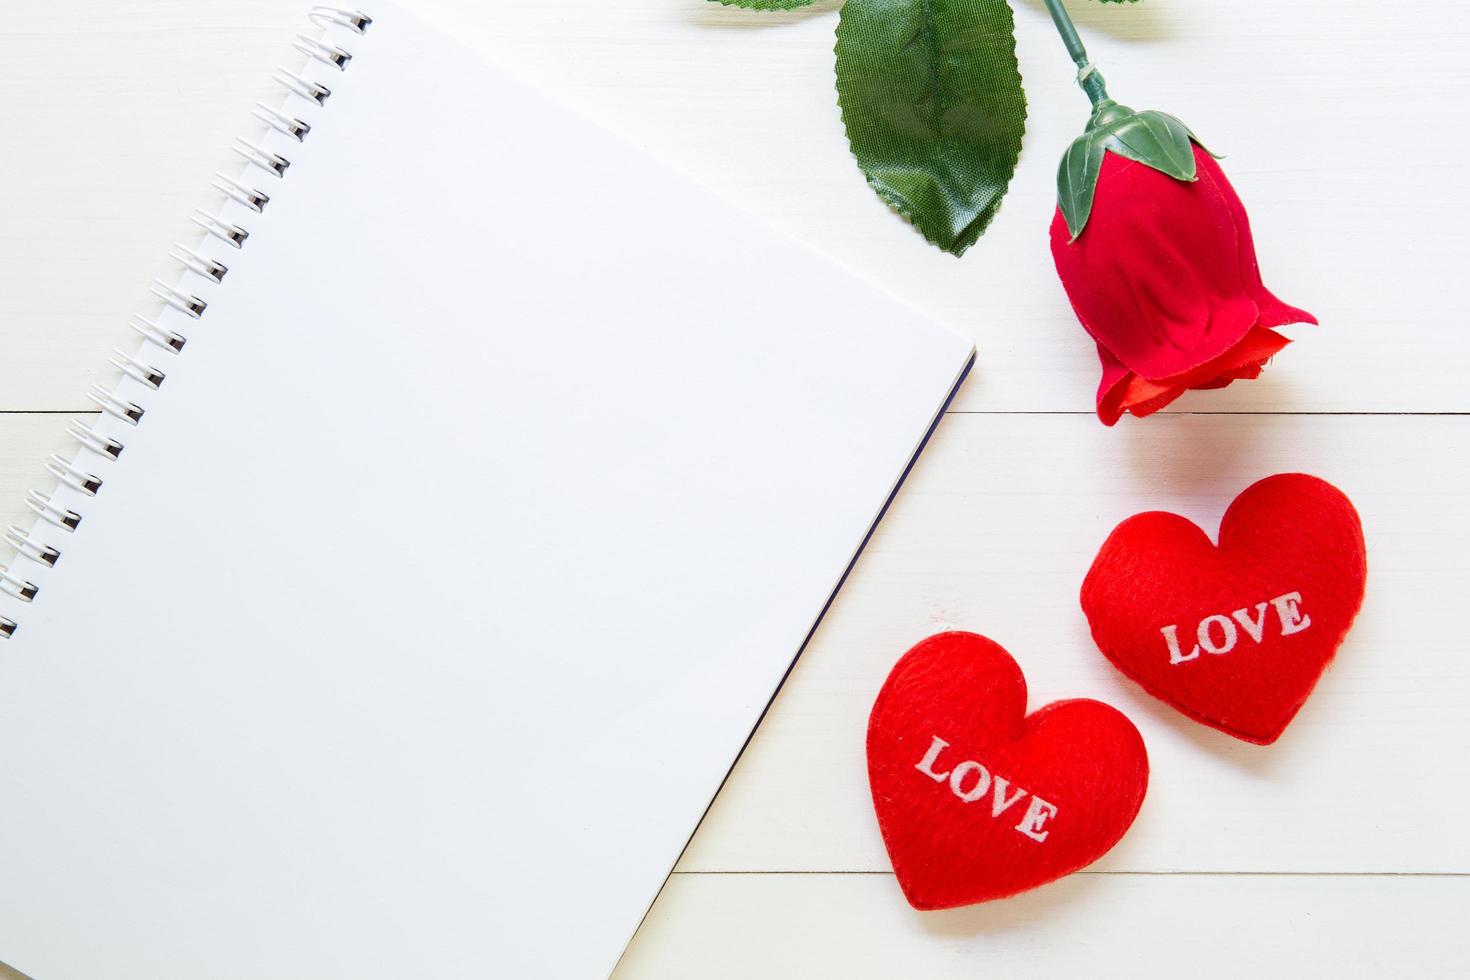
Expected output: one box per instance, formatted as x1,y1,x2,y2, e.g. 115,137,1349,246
2,1,1466,976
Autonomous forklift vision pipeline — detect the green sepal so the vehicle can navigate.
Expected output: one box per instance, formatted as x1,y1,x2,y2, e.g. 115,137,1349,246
1057,134,1107,242
1057,102,1211,242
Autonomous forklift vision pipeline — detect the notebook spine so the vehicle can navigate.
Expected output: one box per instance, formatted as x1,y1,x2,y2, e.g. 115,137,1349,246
0,6,373,639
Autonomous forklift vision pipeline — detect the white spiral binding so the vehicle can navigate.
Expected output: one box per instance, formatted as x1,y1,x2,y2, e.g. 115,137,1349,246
46,455,104,496
128,314,187,354
308,6,372,32
274,68,331,106
0,569,38,605
150,280,207,319
253,104,312,142
293,35,353,71
169,244,228,283
85,386,143,426
0,8,371,640
192,209,250,248
26,493,81,533
211,173,270,213
5,527,59,569
66,420,123,461
232,138,291,178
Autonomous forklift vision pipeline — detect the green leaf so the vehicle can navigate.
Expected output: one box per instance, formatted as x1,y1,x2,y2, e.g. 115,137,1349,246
706,0,819,9
834,0,1027,256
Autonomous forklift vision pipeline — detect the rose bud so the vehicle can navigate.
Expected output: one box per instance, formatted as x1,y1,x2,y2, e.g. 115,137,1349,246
1040,1,1315,425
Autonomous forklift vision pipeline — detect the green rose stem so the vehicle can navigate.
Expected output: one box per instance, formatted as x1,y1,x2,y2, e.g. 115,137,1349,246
1045,0,1205,239
1042,0,1111,109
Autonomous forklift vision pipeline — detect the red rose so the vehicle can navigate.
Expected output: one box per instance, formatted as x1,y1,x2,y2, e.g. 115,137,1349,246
1050,126,1316,426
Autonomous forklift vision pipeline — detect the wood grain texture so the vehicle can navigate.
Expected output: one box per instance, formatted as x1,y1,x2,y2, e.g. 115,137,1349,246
0,0,1464,976
616,873,1469,978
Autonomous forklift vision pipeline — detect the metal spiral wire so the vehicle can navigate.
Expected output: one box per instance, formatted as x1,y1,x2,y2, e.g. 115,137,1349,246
0,8,371,639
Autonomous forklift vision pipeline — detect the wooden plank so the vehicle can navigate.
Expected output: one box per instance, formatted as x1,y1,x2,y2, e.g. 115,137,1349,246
678,412,1470,873
0,0,1464,413
616,873,1470,978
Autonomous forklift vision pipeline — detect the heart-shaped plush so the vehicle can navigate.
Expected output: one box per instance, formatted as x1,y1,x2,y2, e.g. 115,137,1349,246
1081,473,1366,745
867,632,1148,909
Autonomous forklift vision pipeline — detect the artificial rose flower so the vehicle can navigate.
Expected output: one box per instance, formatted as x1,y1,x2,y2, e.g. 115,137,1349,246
1050,106,1316,426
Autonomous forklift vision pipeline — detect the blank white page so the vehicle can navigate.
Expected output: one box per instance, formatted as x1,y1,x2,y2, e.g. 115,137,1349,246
0,4,971,978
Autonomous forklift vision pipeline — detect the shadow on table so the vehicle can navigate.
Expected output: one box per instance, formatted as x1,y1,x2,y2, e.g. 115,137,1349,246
910,871,1105,936
1094,662,1323,778
1119,399,1292,491
688,0,842,30
1016,0,1177,43
686,0,1176,39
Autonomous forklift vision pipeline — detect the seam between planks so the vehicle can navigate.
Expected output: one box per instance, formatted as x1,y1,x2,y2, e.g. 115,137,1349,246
671,870,1470,878
0,410,1467,418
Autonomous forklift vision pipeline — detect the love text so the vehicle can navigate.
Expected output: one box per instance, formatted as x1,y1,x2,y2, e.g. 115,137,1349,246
914,735,1058,842
1162,591,1311,665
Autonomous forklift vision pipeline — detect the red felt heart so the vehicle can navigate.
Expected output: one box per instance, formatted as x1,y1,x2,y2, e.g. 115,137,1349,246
1081,473,1367,745
867,632,1148,909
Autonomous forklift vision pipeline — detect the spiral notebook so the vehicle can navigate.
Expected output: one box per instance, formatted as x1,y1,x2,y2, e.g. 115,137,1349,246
0,5,972,978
